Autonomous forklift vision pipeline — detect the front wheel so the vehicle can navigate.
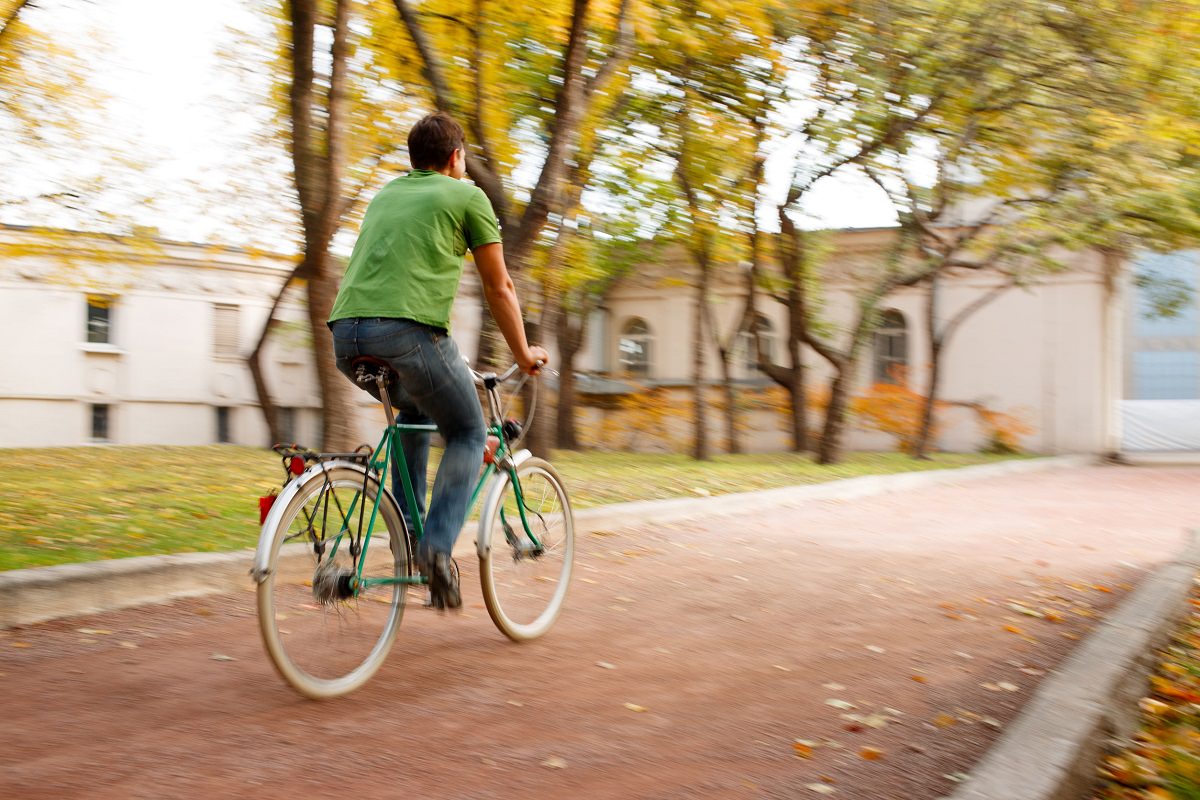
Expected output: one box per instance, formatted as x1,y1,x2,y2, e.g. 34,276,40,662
256,465,411,699
478,457,574,641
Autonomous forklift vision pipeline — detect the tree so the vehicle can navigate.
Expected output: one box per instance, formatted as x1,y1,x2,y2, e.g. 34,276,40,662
627,0,781,459
392,0,635,368
859,0,1200,457
230,0,429,447
766,0,1196,463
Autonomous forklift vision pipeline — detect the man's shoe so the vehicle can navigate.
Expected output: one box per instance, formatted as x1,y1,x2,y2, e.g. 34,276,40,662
427,552,461,610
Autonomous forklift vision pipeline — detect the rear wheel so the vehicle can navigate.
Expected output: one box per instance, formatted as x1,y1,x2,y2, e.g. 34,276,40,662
256,465,411,699
478,457,574,641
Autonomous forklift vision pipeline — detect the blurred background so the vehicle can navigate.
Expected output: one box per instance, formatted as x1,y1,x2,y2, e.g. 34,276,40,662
1,0,1199,465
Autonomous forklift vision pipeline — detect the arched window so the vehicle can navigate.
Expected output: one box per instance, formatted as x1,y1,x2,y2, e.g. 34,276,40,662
873,309,908,384
737,313,774,375
618,318,652,378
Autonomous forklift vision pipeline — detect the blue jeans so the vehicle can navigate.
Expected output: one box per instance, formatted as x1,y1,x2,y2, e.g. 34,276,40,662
330,318,485,562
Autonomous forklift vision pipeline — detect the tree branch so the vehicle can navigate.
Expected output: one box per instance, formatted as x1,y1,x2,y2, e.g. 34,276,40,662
392,0,509,226
511,0,592,258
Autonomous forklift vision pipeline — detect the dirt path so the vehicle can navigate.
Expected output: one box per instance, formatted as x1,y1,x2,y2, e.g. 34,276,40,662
2,464,1198,800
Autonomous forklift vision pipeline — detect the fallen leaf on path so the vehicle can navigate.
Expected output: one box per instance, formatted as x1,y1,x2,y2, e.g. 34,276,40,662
1002,625,1024,635
911,675,928,684
865,645,886,654
211,653,236,662
1006,603,1043,618
541,757,568,769
119,641,138,649
507,700,524,707
595,661,616,670
805,784,837,795
997,682,1019,692
933,713,957,728
822,682,845,691
793,740,816,758
859,747,883,760
825,699,855,711
623,703,647,713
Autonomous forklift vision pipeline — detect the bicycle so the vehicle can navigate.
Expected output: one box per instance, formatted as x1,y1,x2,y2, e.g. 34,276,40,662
250,358,574,699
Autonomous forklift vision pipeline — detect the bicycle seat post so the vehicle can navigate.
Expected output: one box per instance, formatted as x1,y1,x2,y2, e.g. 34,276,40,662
375,374,396,428
352,357,398,428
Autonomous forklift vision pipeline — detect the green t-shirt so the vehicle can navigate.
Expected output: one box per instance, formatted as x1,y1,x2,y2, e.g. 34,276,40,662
328,169,502,330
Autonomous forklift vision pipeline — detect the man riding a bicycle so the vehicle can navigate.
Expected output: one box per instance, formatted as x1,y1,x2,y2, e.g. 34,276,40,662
327,112,548,611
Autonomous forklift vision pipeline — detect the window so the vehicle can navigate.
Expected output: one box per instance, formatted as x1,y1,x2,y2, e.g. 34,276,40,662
216,407,232,443
213,304,240,358
737,314,774,375
872,310,908,384
86,295,114,344
1133,352,1200,400
91,404,110,441
618,318,652,378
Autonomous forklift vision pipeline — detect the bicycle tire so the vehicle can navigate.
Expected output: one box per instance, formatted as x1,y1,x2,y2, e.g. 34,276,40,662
478,457,574,641
256,464,411,699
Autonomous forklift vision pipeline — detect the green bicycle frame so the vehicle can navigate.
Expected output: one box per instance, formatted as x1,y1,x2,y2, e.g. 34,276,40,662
343,417,539,591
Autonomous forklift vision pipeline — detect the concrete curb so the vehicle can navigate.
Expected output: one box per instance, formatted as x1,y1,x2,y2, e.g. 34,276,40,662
0,455,1088,629
941,528,1200,800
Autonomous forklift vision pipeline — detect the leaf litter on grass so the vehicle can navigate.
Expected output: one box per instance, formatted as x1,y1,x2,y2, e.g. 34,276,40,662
1093,577,1200,800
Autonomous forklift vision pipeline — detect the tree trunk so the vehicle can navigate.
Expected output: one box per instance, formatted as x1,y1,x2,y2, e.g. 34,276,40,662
717,352,739,454
522,283,560,456
692,281,709,461
248,265,305,445
287,0,355,450
818,364,852,465
307,253,360,450
913,341,942,459
913,270,941,459
555,311,583,450
788,327,806,453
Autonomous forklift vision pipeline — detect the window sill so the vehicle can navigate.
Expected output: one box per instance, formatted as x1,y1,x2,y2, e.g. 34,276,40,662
80,343,125,356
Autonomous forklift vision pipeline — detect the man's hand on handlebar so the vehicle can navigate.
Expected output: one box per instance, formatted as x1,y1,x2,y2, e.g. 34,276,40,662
520,345,550,375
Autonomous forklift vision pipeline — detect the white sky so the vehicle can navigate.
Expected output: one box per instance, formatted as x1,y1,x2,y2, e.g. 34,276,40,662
11,0,898,250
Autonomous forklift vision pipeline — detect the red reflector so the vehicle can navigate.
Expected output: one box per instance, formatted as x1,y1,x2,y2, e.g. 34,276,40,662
258,494,276,524
483,435,500,465
289,455,305,475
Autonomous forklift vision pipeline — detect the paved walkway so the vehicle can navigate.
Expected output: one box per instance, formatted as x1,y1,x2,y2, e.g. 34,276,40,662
2,463,1198,799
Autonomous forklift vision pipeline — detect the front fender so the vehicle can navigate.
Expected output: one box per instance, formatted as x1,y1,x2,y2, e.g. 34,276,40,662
250,459,369,583
476,449,534,559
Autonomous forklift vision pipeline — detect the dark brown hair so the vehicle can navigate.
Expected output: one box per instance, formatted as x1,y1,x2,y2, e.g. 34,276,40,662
408,112,465,170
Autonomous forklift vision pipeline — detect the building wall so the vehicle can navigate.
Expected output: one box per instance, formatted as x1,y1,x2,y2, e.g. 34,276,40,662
0,226,1138,456
591,238,1113,455
0,228,322,449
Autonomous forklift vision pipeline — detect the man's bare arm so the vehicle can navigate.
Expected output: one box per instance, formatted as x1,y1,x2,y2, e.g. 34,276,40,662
472,242,549,373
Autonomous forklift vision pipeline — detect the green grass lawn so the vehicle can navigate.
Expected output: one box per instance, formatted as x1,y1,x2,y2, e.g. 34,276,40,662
0,445,1021,571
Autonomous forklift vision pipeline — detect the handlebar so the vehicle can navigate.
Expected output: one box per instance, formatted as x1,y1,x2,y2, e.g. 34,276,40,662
468,360,544,386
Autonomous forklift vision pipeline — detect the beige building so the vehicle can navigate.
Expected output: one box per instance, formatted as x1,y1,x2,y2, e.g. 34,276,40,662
2,224,1196,455
0,225,322,448
454,229,1198,455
